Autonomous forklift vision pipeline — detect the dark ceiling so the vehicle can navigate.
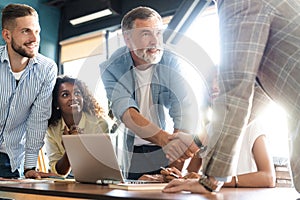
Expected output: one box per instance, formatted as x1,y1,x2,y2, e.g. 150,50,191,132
46,0,184,41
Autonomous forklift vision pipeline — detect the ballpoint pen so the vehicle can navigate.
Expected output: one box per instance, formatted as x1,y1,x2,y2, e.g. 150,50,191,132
160,167,180,179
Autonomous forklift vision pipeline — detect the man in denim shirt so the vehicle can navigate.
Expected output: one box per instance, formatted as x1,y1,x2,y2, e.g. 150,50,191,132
100,7,201,179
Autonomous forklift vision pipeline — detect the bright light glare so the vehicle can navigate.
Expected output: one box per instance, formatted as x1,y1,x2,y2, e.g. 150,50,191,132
70,9,113,26
259,102,289,158
184,6,289,159
185,9,220,65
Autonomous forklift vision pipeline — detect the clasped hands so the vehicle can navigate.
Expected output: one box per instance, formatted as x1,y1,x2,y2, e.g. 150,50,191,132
61,125,83,148
63,125,83,135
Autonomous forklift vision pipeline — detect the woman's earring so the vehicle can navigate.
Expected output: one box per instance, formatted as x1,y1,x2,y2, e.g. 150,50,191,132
56,107,60,110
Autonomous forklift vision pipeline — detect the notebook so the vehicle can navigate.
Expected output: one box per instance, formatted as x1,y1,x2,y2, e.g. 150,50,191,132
62,134,164,185
108,182,168,191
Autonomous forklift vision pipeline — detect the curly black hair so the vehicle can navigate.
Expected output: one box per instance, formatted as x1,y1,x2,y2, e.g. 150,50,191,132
48,75,105,127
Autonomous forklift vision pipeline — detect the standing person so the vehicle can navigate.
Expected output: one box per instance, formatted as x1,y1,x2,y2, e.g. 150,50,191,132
0,4,57,178
45,76,109,176
186,71,276,188
163,0,300,193
146,70,276,188
100,6,200,180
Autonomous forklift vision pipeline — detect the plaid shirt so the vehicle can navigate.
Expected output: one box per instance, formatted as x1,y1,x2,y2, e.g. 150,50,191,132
203,0,300,190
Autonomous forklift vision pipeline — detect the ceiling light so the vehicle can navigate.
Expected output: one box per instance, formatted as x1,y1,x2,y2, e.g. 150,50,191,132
70,9,113,26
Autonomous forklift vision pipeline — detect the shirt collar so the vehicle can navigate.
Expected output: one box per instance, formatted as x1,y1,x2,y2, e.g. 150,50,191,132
0,45,10,63
0,45,39,67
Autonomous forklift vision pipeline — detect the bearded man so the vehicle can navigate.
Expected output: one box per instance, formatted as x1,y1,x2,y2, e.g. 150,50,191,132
100,6,200,180
0,3,57,178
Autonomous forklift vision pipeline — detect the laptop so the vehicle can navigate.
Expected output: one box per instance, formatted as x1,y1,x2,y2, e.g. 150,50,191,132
62,134,161,184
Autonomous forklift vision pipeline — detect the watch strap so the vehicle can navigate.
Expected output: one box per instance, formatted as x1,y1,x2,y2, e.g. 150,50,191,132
193,134,204,148
198,175,223,192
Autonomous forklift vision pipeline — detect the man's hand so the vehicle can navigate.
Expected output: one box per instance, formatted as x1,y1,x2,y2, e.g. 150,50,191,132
163,178,211,193
24,169,58,179
163,132,199,163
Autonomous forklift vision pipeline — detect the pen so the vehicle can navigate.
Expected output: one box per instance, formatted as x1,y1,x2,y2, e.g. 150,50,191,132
160,167,180,179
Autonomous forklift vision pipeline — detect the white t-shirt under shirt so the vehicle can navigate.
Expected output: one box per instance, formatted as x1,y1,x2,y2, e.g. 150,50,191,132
12,69,25,80
236,120,267,175
133,66,159,146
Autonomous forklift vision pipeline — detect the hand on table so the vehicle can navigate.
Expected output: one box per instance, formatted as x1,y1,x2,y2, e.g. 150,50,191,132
163,178,210,194
24,170,59,179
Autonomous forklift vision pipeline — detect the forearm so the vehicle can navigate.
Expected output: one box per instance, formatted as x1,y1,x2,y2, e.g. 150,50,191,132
55,153,71,175
122,108,170,146
187,156,202,173
169,160,184,171
224,171,276,188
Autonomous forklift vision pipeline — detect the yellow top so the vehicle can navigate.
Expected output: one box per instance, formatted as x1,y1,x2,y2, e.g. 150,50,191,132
44,112,108,175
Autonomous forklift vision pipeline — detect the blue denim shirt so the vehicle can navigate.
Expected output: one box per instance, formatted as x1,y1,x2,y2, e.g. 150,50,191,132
100,46,200,176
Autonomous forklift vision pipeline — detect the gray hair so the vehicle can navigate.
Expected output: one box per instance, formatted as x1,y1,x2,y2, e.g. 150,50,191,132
121,6,162,32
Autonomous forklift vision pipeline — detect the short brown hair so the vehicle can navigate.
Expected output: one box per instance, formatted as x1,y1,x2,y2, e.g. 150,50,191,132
2,3,38,30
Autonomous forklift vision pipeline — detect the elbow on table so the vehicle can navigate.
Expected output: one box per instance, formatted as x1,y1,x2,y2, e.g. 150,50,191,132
264,173,276,188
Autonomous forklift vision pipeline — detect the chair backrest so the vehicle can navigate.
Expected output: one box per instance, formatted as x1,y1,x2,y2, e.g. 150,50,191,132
37,148,48,173
273,157,292,187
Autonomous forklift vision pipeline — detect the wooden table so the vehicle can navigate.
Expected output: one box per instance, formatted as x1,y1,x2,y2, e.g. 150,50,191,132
0,182,299,200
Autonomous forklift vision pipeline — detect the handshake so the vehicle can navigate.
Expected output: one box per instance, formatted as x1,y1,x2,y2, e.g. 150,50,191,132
162,131,206,163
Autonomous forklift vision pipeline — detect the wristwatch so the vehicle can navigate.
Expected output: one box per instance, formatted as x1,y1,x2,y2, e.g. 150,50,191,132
193,134,203,147
198,175,223,192
193,135,206,153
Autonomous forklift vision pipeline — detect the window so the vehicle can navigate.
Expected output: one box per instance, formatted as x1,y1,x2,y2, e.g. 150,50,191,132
61,30,123,115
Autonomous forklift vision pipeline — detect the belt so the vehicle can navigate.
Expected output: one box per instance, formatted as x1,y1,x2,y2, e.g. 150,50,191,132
133,145,161,153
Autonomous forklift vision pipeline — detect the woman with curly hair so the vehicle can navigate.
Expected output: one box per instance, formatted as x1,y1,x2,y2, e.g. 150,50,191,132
45,75,109,176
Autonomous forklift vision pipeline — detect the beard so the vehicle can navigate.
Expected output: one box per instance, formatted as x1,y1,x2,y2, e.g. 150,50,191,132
133,47,163,64
11,37,38,58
